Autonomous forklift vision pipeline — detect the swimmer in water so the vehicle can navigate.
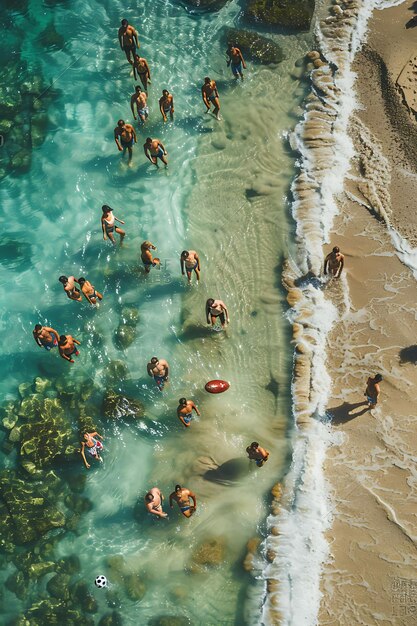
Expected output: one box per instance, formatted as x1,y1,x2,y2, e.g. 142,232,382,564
132,55,151,90
140,240,160,273
147,356,169,391
201,77,220,120
324,246,344,278
58,334,81,363
169,484,197,518
144,487,168,518
77,277,103,306
180,250,200,283
101,205,125,245
80,431,104,469
159,89,174,122
206,298,229,329
130,85,149,124
118,19,139,64
177,397,200,427
58,275,82,302
226,45,246,80
246,442,270,467
114,119,137,164
364,374,383,409
143,137,168,168
33,324,60,351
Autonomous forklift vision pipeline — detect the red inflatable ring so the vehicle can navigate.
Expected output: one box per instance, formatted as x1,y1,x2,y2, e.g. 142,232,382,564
205,380,230,394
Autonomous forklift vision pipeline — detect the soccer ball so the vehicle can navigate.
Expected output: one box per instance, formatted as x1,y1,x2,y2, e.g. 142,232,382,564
95,575,107,588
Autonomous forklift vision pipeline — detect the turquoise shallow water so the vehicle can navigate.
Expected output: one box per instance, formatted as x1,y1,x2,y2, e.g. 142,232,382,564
0,0,312,624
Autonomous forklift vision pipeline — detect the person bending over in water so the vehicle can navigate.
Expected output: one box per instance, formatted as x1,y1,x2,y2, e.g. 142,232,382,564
33,324,59,351
177,397,200,427
147,356,169,391
143,137,168,168
77,277,103,306
246,442,270,467
101,205,125,245
58,334,81,363
226,45,246,80
144,487,168,518
324,246,344,278
159,89,174,122
59,275,82,302
169,484,197,518
80,431,104,469
132,55,151,90
140,240,160,273
114,119,137,164
180,250,200,283
201,77,220,120
118,19,139,64
130,85,149,124
364,374,383,409
206,298,229,329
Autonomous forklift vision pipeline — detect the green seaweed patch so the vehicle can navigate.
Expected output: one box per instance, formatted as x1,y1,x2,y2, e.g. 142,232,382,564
223,27,284,65
103,391,145,420
187,537,227,574
243,0,315,30
25,597,95,626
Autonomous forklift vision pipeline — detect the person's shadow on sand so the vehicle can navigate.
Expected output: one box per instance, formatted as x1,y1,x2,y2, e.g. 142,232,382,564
328,401,369,424
406,1,417,28
399,345,417,364
203,458,249,485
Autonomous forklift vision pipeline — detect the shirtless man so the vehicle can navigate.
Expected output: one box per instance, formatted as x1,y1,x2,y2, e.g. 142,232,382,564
324,246,344,278
59,275,82,302
364,374,383,409
180,250,200,283
169,485,197,518
130,85,148,124
143,137,168,168
226,45,246,79
201,77,220,120
144,487,168,518
159,89,174,122
77,277,103,306
132,55,151,90
177,397,200,427
80,431,104,469
114,119,137,164
58,334,81,363
140,240,160,273
147,356,169,390
101,205,125,245
246,442,270,467
33,324,59,351
206,298,229,329
118,19,139,64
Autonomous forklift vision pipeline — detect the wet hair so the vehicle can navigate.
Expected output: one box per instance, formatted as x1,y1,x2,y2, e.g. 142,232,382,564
141,240,152,249
121,19,128,26
181,250,189,259
117,119,125,127
162,89,169,96
206,298,214,308
150,357,158,364
59,275,68,284
250,442,259,448
374,374,383,382
34,324,42,331
78,277,86,286
102,204,112,213
175,485,182,492
135,84,141,92
179,398,187,406
59,335,67,345
332,246,340,253
204,76,210,83
145,492,154,502
145,137,152,144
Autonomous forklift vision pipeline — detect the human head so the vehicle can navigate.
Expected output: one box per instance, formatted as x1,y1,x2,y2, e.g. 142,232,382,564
204,76,210,84
121,19,128,27
34,324,42,332
145,137,152,145
117,119,125,128
135,85,141,93
59,335,67,345
206,298,214,308
78,277,86,286
59,275,68,284
175,485,182,493
102,205,112,214
250,442,259,449
332,246,340,253
179,398,187,406
162,89,169,97
181,250,189,260
374,374,383,382
150,357,159,365
145,492,154,502
142,240,152,249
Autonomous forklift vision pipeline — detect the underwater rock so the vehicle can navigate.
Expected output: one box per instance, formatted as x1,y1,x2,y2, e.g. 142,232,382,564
37,21,65,49
120,306,140,325
18,382,33,399
70,581,98,613
17,394,43,420
3,413,18,431
124,573,146,602
106,589,122,609
188,537,226,573
103,391,145,420
6,570,28,600
103,360,129,382
99,612,124,626
180,0,230,11
222,28,284,65
26,597,95,625
243,0,315,30
113,324,137,350
28,561,56,578
9,425,22,442
34,377,51,394
47,574,71,600
64,493,93,514
148,617,192,626
56,554,81,575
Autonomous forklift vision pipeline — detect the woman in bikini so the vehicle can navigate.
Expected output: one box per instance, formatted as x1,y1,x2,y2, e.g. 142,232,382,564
80,431,104,469
132,55,151,90
101,205,125,245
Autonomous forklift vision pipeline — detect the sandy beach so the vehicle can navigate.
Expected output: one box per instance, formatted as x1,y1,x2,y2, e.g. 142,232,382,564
319,2,417,624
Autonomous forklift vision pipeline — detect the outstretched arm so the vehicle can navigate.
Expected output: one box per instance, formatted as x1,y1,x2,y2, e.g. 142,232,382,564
80,443,90,469
336,257,344,277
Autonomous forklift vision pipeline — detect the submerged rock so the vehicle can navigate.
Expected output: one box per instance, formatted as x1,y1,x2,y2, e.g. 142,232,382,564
56,554,81,575
6,570,28,600
47,573,71,600
124,573,146,601
103,360,129,382
148,617,191,626
223,28,284,65
120,306,139,325
180,0,230,11
99,612,124,626
188,537,226,573
37,21,65,49
243,0,315,30
103,391,145,420
113,324,137,350
70,581,98,613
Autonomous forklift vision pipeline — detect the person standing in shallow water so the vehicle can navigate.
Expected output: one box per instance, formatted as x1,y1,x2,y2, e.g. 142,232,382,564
169,485,197,518
144,487,168,518
147,356,169,390
324,246,344,278
132,55,151,90
177,397,200,427
226,45,246,79
59,275,82,302
77,277,103,306
58,334,81,363
206,298,229,329
159,89,174,122
201,77,220,120
118,19,139,64
33,324,59,351
140,240,160,272
180,250,200,283
101,205,125,245
143,137,168,168
114,119,137,164
246,442,270,467
130,85,149,124
365,374,383,409
80,431,104,469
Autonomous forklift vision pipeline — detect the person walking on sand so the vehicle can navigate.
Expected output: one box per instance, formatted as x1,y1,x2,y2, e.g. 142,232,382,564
201,77,220,120
147,356,169,390
114,119,137,164
324,246,344,278
143,137,168,168
169,484,197,518
33,324,60,351
132,55,151,90
180,250,200,283
365,374,383,409
144,487,168,518
80,431,104,469
159,89,174,122
246,442,270,467
130,85,149,124
58,334,81,363
101,205,125,245
77,277,103,306
141,240,160,272
206,298,229,329
59,275,82,302
177,397,200,427
226,45,246,80
118,19,139,64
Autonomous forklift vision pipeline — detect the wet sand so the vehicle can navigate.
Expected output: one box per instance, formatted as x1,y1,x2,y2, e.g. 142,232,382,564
319,2,417,624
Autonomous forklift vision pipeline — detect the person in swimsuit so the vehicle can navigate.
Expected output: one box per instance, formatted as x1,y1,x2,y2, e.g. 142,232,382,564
226,45,246,79
169,485,197,518
324,246,344,278
59,275,82,302
206,298,229,329
364,374,383,409
33,324,60,351
159,89,174,122
114,119,137,164
58,334,81,363
246,442,270,467
130,85,149,124
144,487,168,518
132,55,151,90
177,397,200,427
77,277,103,306
201,77,220,120
80,431,104,469
101,205,125,245
147,357,169,390
143,137,168,168
140,240,160,273
180,250,200,284
118,19,139,64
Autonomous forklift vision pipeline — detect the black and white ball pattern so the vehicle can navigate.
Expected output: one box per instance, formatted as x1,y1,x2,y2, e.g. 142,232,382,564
95,575,107,588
